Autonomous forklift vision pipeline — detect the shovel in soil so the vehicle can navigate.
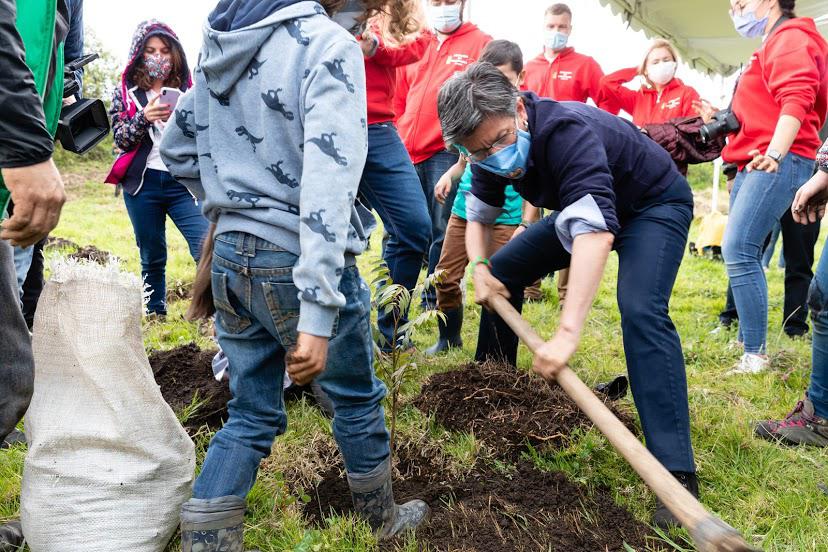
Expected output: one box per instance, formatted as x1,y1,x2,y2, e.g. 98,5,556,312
488,294,760,552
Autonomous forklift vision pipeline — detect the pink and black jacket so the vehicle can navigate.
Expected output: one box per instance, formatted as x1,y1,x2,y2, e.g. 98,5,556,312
104,20,191,195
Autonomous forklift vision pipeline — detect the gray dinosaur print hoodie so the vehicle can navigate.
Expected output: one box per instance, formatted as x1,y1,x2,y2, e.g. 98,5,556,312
161,1,373,338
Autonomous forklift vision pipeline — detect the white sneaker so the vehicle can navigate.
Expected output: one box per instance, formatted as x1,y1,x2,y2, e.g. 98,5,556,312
727,353,769,375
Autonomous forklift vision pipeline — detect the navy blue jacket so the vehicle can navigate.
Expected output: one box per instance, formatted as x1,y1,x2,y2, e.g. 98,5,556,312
470,93,681,236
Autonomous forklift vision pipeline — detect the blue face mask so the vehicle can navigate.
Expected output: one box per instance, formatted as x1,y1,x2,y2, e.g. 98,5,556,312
731,6,769,38
544,30,569,51
478,127,532,180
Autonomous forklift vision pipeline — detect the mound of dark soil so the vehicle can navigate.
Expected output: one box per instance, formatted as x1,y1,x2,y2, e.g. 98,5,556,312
305,449,658,552
69,245,112,264
149,344,229,433
414,363,637,458
45,236,113,265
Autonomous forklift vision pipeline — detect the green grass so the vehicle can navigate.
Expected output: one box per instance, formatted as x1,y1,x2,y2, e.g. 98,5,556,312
2,159,827,551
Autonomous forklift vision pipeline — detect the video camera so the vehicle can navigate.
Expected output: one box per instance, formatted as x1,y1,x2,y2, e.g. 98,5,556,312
699,109,741,144
57,53,110,155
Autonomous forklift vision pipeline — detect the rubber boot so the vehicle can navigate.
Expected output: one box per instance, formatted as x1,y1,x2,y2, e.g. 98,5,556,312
0,521,23,552
425,307,463,356
348,458,430,540
652,471,699,529
181,496,254,552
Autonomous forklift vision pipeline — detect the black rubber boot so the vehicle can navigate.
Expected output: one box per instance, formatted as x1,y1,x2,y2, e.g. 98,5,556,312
652,471,699,529
181,496,256,552
348,458,430,540
1,429,26,449
425,307,463,356
0,520,23,552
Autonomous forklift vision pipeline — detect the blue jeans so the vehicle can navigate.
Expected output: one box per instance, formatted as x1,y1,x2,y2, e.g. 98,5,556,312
415,150,460,308
193,232,390,499
360,124,431,347
808,243,828,419
13,245,33,301
723,154,814,353
123,169,209,315
475,179,696,472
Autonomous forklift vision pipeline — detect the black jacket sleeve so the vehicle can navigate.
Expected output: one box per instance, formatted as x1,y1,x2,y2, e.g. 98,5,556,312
0,0,54,169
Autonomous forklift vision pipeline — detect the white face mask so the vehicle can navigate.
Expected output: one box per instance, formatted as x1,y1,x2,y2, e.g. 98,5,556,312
429,3,463,34
647,61,677,86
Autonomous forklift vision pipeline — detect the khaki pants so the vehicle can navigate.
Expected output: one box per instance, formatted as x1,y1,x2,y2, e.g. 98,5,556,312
557,267,569,302
435,215,517,311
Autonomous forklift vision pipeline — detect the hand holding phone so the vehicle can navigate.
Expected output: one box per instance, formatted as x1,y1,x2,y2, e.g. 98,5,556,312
160,87,182,109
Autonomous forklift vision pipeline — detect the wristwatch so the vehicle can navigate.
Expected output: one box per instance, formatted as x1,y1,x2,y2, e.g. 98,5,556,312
766,149,783,163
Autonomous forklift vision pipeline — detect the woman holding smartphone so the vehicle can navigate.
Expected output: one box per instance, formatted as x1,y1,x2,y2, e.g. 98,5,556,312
105,20,208,316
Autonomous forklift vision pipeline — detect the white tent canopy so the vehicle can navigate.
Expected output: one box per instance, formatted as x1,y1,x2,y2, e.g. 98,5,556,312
597,0,828,75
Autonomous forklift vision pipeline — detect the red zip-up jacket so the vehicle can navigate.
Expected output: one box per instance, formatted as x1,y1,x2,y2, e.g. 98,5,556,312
365,31,431,125
522,48,618,113
723,18,828,168
394,22,491,164
601,67,700,126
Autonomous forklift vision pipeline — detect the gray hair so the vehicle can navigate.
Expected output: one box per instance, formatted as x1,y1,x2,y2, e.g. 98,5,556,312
437,62,519,147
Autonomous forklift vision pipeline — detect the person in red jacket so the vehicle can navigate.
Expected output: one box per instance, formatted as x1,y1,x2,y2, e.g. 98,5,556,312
601,39,701,126
394,0,491,308
356,4,434,350
720,0,828,374
521,3,616,305
522,3,615,112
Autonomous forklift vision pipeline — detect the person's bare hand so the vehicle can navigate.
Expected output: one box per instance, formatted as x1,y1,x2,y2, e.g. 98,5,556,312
1,159,65,247
359,30,377,57
792,171,828,224
691,99,717,124
144,95,172,123
286,332,329,385
746,149,779,174
472,263,509,309
434,173,453,205
531,329,579,381
509,224,527,241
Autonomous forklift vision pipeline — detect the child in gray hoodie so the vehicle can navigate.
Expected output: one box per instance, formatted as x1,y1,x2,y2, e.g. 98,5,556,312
160,1,427,549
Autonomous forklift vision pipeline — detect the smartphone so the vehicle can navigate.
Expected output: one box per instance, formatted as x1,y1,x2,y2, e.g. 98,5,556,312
160,87,182,109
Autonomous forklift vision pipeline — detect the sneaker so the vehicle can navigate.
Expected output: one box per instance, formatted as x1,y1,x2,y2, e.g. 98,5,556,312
652,471,698,529
726,353,769,375
755,398,828,447
0,520,23,550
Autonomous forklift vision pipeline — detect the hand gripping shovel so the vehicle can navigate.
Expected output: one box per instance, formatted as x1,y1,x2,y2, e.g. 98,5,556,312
488,294,759,552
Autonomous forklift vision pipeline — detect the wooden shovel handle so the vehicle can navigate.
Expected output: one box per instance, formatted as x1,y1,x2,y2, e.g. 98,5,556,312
489,294,756,552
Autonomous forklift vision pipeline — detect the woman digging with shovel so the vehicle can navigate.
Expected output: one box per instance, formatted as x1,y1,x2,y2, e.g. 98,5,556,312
437,62,696,529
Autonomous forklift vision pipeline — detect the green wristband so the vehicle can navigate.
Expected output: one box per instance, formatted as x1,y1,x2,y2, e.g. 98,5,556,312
469,256,491,274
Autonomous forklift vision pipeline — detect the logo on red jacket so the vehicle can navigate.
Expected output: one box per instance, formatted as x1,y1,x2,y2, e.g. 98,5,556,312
662,97,681,110
556,70,573,81
446,54,472,66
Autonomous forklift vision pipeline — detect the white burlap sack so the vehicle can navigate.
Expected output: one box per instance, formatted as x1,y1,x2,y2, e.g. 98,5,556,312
21,260,195,552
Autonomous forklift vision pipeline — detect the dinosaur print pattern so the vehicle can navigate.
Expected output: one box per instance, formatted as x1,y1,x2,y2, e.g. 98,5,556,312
200,153,218,173
235,126,264,152
209,89,230,106
226,189,263,207
175,109,195,138
262,89,294,120
302,209,337,243
307,133,348,166
247,58,266,80
322,59,355,93
301,287,320,302
286,20,310,46
266,161,299,188
207,31,224,54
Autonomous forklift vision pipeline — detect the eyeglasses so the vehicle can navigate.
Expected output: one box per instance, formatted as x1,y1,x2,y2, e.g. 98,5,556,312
455,129,517,163
730,0,759,17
